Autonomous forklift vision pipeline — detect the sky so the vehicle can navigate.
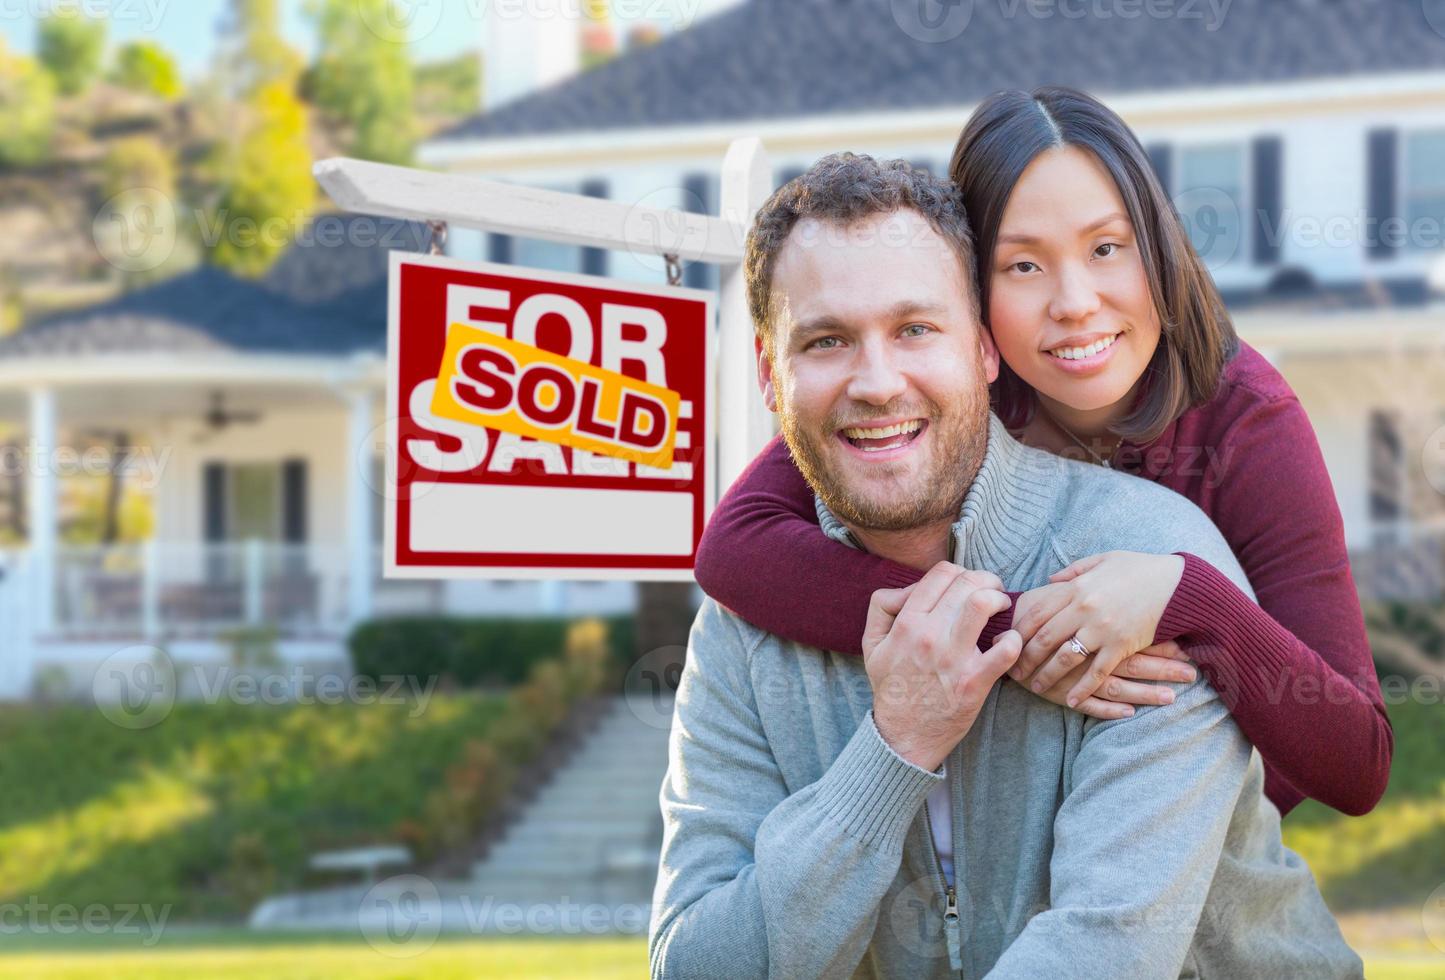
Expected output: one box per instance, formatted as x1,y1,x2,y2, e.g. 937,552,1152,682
0,0,742,80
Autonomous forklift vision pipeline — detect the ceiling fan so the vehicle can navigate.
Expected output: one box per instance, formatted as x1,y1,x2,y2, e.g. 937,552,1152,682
192,391,262,443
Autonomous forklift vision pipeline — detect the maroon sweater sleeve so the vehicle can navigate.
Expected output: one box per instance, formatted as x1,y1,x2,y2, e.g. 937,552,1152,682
1152,396,1393,817
695,434,1016,655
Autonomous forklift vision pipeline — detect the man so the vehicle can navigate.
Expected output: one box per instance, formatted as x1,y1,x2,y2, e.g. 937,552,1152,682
647,153,1360,979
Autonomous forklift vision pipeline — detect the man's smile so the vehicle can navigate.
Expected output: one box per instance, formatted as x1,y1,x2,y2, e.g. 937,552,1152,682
836,418,929,458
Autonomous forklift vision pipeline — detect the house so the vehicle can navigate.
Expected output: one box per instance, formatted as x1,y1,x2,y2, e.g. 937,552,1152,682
420,0,1445,599
0,215,637,700
4,0,1444,700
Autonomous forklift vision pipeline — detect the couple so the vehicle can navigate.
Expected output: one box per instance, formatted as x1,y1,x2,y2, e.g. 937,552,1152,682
648,87,1386,978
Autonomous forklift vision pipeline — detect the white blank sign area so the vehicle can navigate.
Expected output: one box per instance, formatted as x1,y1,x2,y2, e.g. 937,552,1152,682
408,483,695,557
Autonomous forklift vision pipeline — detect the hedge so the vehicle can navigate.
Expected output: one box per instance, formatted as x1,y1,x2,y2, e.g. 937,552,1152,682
348,614,636,688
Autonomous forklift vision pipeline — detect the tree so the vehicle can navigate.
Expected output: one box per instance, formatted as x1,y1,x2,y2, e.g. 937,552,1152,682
101,136,177,201
304,0,416,164
216,0,303,97
111,41,184,99
201,0,312,278
207,80,315,278
0,38,57,167
413,51,481,121
36,10,106,96
98,136,196,287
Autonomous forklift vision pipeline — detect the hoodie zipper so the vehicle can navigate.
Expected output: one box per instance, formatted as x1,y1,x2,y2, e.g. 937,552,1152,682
920,795,963,975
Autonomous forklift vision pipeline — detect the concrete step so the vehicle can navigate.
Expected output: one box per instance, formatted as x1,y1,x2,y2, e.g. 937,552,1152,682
469,695,670,895
476,847,661,879
478,856,654,880
526,785,663,807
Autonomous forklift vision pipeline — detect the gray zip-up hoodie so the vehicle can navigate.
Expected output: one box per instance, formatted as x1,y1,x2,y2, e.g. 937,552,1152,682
649,415,1362,979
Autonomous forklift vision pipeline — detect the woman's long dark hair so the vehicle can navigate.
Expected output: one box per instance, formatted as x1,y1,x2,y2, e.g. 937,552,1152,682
948,86,1239,444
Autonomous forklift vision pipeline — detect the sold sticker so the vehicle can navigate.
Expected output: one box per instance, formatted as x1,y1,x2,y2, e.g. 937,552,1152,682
430,323,682,470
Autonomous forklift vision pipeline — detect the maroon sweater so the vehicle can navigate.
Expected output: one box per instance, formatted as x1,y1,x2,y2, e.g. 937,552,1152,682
694,342,1393,817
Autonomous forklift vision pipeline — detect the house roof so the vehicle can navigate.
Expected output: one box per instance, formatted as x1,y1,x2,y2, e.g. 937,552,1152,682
0,216,428,360
433,0,1445,144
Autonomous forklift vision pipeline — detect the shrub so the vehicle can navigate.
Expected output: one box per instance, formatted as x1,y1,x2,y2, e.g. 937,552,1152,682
349,614,635,689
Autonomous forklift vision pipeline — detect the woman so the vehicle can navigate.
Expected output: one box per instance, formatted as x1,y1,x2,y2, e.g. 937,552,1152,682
694,86,1392,818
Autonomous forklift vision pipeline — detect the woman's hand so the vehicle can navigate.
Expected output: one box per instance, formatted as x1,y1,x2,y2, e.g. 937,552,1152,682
1010,551,1192,711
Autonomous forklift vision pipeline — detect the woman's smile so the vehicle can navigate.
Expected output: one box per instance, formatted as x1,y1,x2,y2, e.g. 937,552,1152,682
1041,329,1125,376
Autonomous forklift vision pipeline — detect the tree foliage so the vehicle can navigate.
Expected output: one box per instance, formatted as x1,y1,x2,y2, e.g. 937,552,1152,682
303,0,416,164
217,0,303,97
207,81,314,278
413,51,481,120
203,0,313,278
36,10,106,96
111,40,184,99
0,38,57,167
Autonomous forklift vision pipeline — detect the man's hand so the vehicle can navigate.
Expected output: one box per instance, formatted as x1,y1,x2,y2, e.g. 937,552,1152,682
863,561,1021,772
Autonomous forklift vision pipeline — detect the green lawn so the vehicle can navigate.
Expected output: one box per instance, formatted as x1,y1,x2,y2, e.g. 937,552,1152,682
0,680,1438,977
0,935,645,980
0,694,507,921
1281,698,1445,911
0,933,1436,979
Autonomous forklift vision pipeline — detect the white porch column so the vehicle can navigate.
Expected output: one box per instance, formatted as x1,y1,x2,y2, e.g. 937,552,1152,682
28,386,56,634
716,138,775,497
346,388,375,624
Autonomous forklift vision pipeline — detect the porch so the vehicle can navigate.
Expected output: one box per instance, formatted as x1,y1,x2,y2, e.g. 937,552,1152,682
0,354,390,635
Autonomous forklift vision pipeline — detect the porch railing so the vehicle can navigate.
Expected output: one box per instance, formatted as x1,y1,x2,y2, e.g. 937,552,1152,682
1349,528,1445,603
52,541,351,639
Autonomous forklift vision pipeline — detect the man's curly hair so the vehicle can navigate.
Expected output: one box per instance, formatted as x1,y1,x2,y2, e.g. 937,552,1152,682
743,152,981,357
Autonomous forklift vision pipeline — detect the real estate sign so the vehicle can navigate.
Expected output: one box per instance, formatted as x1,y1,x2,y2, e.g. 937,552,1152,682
385,252,714,580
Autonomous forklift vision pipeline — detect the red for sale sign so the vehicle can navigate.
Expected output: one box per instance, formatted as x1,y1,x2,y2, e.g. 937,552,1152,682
385,252,714,580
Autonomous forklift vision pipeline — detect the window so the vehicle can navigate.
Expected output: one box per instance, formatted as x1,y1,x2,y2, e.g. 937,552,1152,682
1403,130,1445,254
1175,144,1246,268
229,462,282,542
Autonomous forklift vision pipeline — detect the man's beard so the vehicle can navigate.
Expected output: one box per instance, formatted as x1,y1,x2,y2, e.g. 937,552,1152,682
778,374,991,533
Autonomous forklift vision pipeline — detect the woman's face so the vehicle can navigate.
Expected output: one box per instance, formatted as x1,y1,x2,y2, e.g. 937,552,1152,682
986,145,1162,417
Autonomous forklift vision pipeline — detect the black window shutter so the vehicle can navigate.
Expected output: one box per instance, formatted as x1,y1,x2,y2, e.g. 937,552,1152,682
1366,129,1398,261
1146,143,1172,199
488,233,514,264
1251,136,1283,266
282,459,307,544
682,172,714,291
580,179,609,276
203,462,226,542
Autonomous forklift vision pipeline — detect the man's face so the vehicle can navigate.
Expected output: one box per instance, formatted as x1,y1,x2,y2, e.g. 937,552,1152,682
759,208,1000,532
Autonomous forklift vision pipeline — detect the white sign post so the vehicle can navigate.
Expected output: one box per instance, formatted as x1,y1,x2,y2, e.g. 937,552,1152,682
314,137,774,580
